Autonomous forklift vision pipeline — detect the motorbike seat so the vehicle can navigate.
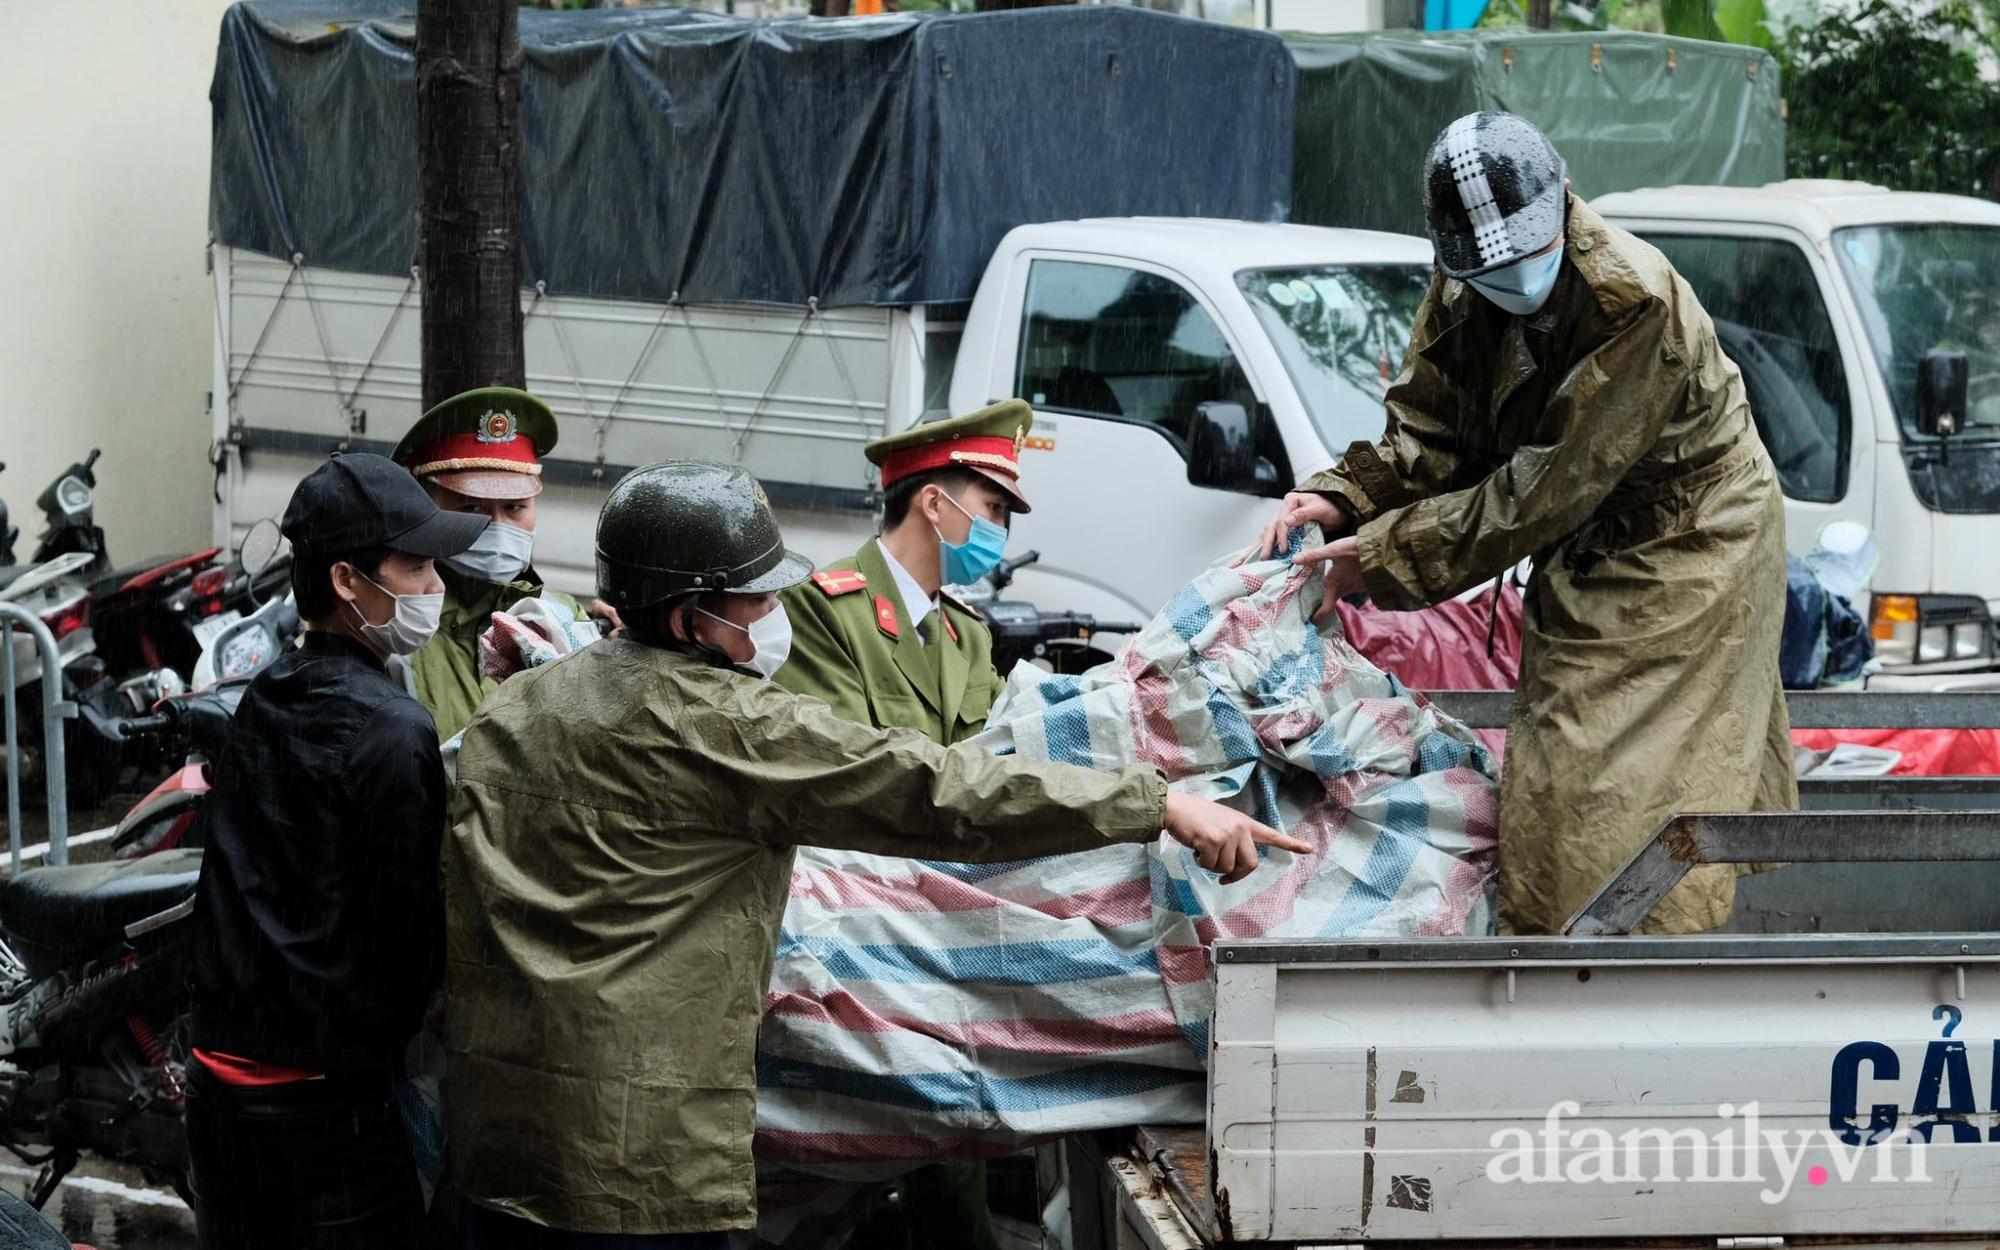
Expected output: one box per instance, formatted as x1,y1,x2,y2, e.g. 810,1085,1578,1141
0,850,201,976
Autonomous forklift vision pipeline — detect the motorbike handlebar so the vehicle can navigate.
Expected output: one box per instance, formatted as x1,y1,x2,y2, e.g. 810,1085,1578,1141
115,713,174,739
986,549,1041,594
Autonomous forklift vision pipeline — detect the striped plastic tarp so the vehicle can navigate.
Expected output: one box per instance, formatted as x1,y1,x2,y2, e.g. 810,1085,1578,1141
754,534,1499,1190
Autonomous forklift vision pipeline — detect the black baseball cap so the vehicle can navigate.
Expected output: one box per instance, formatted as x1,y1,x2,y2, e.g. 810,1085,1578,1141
280,452,487,559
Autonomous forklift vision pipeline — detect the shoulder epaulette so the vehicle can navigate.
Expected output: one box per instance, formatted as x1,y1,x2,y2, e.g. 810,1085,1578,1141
811,569,868,598
939,589,982,622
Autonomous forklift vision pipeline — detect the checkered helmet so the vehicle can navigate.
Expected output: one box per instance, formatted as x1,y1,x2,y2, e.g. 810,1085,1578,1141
1423,112,1568,281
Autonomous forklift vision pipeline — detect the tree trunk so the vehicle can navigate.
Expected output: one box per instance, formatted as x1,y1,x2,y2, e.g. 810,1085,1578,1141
1527,0,1553,27
417,0,524,413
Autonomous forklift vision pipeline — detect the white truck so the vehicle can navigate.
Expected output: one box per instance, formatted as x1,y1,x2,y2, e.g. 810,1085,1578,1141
208,218,1437,631
216,181,2000,690
1597,181,2000,690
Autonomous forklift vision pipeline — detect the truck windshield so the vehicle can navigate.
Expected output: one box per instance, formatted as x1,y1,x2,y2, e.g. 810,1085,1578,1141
1235,265,1432,451
1833,224,2000,437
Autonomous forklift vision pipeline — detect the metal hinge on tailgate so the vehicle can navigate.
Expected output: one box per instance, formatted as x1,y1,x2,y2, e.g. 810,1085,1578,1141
1717,1238,1784,1248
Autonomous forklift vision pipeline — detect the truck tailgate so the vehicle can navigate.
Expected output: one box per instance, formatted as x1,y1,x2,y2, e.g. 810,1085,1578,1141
1209,934,2000,1244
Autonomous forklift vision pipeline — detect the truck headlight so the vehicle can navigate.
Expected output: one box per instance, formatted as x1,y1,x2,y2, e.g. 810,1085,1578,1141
1873,593,1991,666
1955,624,1991,659
1919,624,1950,663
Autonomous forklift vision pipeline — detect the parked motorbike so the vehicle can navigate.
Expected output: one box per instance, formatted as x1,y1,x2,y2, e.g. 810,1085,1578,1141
27,449,237,684
0,526,296,1206
102,523,298,858
960,550,1143,676
109,594,297,860
0,848,199,1207
952,552,1144,676
0,463,96,688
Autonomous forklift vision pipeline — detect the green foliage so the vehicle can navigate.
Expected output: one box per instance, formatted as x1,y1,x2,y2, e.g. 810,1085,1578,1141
1781,0,2000,197
1660,0,1723,39
1711,0,1771,47
1479,0,1665,32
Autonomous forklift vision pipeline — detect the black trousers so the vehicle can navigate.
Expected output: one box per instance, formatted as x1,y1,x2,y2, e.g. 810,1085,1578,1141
184,1060,429,1250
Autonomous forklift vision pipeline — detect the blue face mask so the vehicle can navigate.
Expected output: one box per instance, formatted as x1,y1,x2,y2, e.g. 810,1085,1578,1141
1467,244,1564,316
934,490,1008,587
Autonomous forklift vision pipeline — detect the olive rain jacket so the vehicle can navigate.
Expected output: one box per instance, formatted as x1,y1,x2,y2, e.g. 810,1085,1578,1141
1306,197,1796,935
443,639,1168,1234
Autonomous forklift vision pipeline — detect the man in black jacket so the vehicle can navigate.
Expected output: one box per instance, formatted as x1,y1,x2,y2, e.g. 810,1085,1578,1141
185,453,485,1248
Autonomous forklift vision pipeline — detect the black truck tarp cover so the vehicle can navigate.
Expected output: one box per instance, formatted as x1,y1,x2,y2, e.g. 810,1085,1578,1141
210,1,1295,309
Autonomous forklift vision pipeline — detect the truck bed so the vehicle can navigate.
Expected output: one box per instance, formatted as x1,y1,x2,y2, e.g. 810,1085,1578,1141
1074,785,2000,1250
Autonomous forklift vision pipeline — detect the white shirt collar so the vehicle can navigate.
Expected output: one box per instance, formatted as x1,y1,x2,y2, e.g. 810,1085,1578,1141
875,539,939,645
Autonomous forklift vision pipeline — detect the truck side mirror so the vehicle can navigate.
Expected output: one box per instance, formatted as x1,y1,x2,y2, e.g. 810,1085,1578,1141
1917,349,1969,438
1187,401,1280,496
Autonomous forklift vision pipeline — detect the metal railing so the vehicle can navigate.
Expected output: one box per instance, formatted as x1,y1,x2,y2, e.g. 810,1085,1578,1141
1423,689,2000,812
1,604,71,873
1565,809,2000,937
1422,689,2000,731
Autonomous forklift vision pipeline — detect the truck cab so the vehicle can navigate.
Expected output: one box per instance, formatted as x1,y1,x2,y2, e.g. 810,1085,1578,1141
947,218,1434,624
1597,182,2000,689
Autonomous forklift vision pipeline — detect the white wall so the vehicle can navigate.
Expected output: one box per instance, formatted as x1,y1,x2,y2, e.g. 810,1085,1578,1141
0,1,234,566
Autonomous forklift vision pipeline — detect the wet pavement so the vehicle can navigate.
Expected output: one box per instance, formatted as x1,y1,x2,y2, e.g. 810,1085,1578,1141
0,1158,196,1249
2,785,143,873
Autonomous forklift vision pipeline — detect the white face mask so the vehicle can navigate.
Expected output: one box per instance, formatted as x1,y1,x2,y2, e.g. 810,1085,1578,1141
348,572,444,658
443,520,535,584
697,603,793,679
1467,244,1564,316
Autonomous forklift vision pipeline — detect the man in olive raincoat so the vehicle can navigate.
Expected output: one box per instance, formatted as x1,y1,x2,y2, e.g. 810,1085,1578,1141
443,460,1309,1244
1260,112,1796,935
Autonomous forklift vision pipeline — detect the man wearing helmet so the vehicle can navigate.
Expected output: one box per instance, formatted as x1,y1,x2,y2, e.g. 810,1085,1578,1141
1256,111,1795,937
442,459,1311,1246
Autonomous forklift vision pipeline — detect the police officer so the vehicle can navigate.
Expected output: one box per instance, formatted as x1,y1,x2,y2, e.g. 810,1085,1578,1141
443,460,1310,1248
391,386,586,741
774,402,1035,1244
779,400,1031,745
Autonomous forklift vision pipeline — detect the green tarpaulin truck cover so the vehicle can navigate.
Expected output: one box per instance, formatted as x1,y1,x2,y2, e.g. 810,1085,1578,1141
1288,30,1783,236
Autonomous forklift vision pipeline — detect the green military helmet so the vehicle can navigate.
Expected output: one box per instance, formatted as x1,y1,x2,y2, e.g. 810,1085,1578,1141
595,459,814,612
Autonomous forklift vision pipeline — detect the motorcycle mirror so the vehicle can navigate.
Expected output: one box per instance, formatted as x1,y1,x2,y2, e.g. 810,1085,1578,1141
239,518,285,579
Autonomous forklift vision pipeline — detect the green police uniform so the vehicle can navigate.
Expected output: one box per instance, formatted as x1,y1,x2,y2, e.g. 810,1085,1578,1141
392,386,584,741
776,546,1001,746
773,402,1035,1246
775,400,1035,746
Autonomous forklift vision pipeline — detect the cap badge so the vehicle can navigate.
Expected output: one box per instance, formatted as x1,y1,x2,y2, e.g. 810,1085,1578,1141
1012,425,1027,457
476,410,519,445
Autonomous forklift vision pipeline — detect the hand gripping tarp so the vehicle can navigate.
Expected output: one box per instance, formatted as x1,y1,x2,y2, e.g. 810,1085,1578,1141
753,534,1499,1176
